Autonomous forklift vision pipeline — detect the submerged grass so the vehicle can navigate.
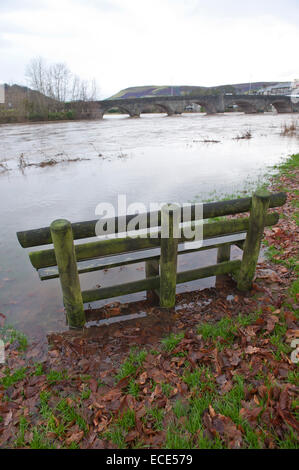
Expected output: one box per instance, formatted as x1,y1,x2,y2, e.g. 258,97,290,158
0,324,28,351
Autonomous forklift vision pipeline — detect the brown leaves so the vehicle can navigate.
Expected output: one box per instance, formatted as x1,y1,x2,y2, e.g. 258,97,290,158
203,406,243,448
93,408,111,433
65,430,84,446
276,386,299,433
3,410,13,426
266,315,279,333
138,371,148,385
240,401,263,424
245,346,261,355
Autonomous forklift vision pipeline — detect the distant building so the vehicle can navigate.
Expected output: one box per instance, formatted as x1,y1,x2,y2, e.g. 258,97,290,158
291,79,299,93
262,82,292,95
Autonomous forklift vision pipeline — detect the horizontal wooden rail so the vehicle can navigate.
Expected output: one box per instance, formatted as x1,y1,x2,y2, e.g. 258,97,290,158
29,212,278,270
81,260,241,303
38,235,246,280
17,192,286,248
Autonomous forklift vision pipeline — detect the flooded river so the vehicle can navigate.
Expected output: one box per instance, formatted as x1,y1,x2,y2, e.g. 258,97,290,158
0,112,298,339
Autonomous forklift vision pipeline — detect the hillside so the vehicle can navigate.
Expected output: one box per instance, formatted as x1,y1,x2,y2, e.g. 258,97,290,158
107,82,283,100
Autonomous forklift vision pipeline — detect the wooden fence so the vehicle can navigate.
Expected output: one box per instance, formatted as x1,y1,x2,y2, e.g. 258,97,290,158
17,190,286,328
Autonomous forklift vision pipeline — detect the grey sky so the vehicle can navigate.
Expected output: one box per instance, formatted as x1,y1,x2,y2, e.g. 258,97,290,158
0,0,298,98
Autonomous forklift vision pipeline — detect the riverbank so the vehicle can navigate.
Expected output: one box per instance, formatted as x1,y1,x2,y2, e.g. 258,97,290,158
0,154,298,449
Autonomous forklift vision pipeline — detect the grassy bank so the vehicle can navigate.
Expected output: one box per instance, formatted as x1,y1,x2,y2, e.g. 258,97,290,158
0,154,298,449
0,109,78,125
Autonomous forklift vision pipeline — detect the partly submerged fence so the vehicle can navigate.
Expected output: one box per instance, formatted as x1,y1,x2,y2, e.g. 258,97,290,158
17,191,286,329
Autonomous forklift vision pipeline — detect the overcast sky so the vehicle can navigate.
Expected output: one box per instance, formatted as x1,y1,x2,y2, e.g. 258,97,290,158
0,0,298,98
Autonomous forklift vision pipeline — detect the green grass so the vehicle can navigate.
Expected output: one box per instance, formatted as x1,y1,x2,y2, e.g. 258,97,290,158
104,409,136,449
39,391,52,419
15,416,28,447
80,374,91,382
38,391,66,437
80,387,91,400
169,373,267,449
144,406,164,431
30,428,56,449
183,365,215,392
127,379,140,398
173,399,189,419
0,366,27,388
115,348,147,382
269,321,291,360
289,279,299,302
197,313,257,349
104,428,127,448
276,428,299,449
197,431,224,449
274,153,299,174
32,363,44,376
34,392,88,446
165,425,193,449
56,399,88,433
15,391,62,448
118,409,136,431
161,332,184,352
288,370,299,386
161,382,173,397
265,245,284,264
213,375,246,424
46,413,66,437
46,369,68,384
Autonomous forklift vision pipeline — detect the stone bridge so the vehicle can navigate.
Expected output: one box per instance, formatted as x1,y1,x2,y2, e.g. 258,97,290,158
68,94,299,119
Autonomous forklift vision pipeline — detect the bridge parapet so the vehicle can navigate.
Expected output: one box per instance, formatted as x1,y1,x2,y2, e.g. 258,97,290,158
74,94,298,119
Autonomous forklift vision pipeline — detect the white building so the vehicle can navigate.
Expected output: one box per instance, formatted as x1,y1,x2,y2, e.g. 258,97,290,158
262,82,292,95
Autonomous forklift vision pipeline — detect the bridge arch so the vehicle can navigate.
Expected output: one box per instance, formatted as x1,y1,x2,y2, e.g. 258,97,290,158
138,103,170,116
269,100,293,114
230,99,258,114
151,103,174,116
186,100,217,114
101,105,133,118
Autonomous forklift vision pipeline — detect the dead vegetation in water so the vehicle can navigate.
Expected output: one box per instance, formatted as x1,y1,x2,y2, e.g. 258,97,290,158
117,151,128,160
18,153,90,170
280,121,298,136
0,162,9,174
233,129,252,140
194,139,221,144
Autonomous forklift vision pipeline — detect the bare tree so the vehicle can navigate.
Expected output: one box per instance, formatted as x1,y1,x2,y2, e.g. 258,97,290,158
46,62,71,101
25,57,47,95
70,74,81,101
89,78,98,101
26,57,100,102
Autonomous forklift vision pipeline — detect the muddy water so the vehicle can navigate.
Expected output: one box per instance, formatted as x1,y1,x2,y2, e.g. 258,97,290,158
0,112,298,339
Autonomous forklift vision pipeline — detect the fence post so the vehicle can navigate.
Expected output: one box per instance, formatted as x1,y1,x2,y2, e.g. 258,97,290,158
145,259,160,304
50,219,85,329
237,190,270,291
216,244,231,287
217,244,231,264
160,204,180,308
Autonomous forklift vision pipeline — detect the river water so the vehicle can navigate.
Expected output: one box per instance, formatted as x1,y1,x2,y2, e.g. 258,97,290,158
0,112,298,339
